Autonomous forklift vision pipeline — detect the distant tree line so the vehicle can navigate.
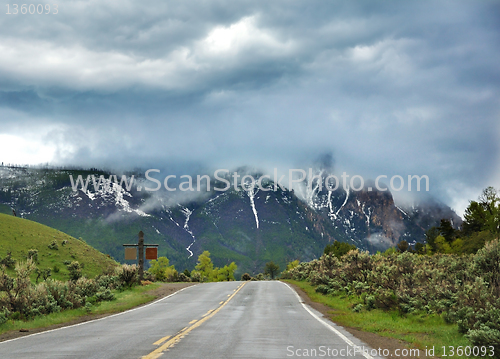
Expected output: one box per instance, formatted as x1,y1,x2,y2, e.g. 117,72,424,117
0,162,106,172
394,186,500,255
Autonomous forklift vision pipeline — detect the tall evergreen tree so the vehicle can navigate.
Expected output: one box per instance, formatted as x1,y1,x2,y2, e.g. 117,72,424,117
463,187,500,236
438,219,457,243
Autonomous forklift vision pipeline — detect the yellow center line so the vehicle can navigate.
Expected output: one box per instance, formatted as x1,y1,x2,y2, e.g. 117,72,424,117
219,301,224,305
142,282,247,359
188,319,197,324
202,309,214,317
153,335,171,346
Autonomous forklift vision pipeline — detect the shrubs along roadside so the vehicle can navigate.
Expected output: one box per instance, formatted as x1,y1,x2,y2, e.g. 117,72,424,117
282,239,500,351
148,251,237,283
147,251,280,283
0,260,139,324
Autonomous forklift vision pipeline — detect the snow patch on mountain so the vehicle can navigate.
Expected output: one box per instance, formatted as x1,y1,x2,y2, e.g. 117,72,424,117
396,205,408,217
180,206,196,258
336,187,349,216
83,181,150,217
245,186,260,229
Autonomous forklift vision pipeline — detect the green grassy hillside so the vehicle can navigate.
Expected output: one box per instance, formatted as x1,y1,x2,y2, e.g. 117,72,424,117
0,213,118,280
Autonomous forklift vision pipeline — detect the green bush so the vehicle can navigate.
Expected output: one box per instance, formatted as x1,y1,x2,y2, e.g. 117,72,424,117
164,267,179,282
148,257,181,282
189,270,201,282
0,252,16,268
364,295,376,310
84,302,93,314
287,239,500,348
116,264,137,287
0,259,36,317
27,249,38,263
48,240,58,250
315,284,329,294
148,257,170,282
75,277,98,298
35,268,51,283
0,258,123,323
44,279,79,310
324,241,357,258
95,274,120,290
67,261,82,281
352,304,363,312
0,310,8,325
95,289,115,302
452,240,500,352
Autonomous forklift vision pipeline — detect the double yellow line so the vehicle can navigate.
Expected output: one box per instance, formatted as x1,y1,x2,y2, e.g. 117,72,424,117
142,282,247,359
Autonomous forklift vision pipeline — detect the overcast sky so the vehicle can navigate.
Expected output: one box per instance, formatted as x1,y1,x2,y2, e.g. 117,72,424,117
0,0,499,215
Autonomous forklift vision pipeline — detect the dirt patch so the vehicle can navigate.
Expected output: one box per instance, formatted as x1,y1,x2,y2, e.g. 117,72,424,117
286,281,436,359
144,282,196,299
0,282,197,343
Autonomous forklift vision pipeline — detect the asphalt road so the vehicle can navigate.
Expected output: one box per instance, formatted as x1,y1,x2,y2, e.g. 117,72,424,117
0,281,382,359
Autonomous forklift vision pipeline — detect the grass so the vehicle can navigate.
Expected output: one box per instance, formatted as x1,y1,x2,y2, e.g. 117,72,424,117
284,279,472,358
0,213,118,281
0,283,161,335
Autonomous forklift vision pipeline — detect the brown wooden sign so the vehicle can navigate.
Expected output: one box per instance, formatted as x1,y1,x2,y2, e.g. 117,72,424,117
123,231,159,280
145,247,158,260
124,247,137,260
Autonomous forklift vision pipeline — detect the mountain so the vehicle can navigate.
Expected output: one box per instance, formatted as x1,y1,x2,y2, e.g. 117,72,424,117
0,165,461,275
293,168,461,251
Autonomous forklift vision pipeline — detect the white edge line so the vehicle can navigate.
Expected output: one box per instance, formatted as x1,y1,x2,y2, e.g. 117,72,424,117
0,284,199,345
281,282,375,359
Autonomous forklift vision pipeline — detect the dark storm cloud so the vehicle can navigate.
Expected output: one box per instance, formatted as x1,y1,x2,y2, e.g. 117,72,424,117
0,0,499,214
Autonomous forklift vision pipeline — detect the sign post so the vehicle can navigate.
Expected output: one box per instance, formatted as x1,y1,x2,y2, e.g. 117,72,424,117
123,231,158,281
138,231,144,281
